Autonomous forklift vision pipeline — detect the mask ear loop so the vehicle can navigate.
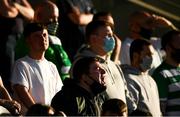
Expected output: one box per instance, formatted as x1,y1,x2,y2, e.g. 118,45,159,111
37,23,48,29
87,71,101,83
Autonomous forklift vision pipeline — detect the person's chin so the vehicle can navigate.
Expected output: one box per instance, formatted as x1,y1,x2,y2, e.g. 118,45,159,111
102,81,107,86
102,85,107,90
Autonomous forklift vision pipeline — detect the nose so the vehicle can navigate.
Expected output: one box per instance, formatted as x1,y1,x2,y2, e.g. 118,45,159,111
39,34,45,41
41,30,48,38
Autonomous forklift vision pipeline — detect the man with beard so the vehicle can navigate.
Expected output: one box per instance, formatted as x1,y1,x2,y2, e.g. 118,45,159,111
152,30,180,116
121,39,161,116
120,11,178,75
51,57,107,116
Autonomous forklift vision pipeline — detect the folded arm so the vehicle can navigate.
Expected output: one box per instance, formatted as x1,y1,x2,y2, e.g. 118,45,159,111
13,84,35,109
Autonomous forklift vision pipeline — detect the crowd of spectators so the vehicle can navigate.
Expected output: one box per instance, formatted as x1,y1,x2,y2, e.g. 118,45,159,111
0,0,179,116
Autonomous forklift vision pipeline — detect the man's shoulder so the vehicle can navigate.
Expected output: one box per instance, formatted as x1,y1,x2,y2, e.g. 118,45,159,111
153,62,170,74
14,56,30,65
75,45,97,59
46,59,56,66
52,81,87,101
152,62,176,80
48,35,62,45
122,37,133,44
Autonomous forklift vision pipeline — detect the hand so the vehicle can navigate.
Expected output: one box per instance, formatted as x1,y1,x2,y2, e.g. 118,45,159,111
152,14,178,30
1,100,21,115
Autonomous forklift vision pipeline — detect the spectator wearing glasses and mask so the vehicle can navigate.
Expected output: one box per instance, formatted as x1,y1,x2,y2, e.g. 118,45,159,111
72,20,128,106
92,11,121,64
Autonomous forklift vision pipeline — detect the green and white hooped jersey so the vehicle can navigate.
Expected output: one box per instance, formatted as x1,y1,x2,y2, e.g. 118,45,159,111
153,62,180,116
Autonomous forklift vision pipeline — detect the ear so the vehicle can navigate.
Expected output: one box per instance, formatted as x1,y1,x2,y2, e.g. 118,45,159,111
131,22,140,32
132,52,140,65
34,11,41,21
89,35,98,44
81,74,89,82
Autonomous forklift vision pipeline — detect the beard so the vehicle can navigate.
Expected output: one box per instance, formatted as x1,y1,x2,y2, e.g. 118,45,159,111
171,51,180,63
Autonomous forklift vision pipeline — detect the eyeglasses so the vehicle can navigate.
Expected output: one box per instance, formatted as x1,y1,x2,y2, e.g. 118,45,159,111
37,23,48,29
94,57,105,63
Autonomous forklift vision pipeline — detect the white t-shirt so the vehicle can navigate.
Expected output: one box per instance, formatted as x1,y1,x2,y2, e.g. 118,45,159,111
11,56,63,105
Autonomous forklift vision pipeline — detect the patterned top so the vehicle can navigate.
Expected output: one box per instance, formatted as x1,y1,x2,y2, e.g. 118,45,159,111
152,62,180,116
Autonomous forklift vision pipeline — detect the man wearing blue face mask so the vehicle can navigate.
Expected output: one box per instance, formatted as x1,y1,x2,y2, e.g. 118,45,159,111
15,1,71,81
120,11,178,75
72,20,128,107
121,39,161,116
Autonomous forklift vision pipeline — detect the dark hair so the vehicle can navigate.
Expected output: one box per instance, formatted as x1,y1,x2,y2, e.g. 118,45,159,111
23,23,47,38
161,30,180,50
85,20,113,43
130,109,152,116
92,11,114,30
101,98,127,116
72,57,104,81
93,11,112,21
128,11,150,24
130,39,151,62
26,103,54,116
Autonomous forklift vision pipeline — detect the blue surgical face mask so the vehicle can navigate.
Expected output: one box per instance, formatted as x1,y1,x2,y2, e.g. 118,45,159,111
47,22,59,35
103,36,115,53
140,56,153,71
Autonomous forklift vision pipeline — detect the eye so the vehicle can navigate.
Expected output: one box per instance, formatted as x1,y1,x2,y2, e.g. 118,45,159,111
106,34,114,39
